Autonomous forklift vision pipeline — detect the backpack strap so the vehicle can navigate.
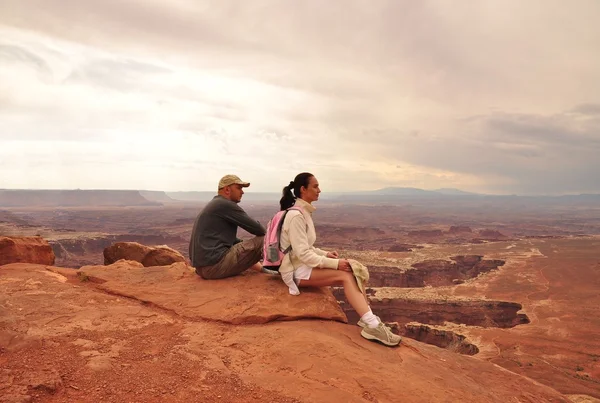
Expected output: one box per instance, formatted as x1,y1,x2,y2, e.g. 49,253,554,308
277,206,303,254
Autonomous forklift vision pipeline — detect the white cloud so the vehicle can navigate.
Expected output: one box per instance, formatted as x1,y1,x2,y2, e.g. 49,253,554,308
1,0,599,194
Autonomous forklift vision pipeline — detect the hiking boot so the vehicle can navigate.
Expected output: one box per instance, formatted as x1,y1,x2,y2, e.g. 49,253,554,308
357,315,381,328
360,323,402,346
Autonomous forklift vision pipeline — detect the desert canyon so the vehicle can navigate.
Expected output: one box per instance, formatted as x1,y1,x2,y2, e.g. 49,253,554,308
1,189,599,403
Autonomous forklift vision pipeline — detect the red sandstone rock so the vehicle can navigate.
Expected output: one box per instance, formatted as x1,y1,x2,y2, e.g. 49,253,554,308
103,242,186,267
404,323,479,355
0,263,570,402
450,255,483,266
108,259,144,268
140,246,185,267
0,236,55,266
103,242,152,265
78,262,346,324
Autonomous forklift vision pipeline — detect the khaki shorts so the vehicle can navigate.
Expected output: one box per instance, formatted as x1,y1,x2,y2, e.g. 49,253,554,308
197,236,264,280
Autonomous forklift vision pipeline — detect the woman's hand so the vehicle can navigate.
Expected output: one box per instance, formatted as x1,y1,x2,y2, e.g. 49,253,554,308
327,251,339,258
337,259,352,272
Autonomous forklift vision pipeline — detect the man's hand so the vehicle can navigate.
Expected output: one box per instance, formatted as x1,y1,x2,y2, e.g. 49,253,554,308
337,259,352,272
327,251,339,258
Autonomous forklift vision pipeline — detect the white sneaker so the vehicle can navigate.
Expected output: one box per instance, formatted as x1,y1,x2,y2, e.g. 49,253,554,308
360,323,402,346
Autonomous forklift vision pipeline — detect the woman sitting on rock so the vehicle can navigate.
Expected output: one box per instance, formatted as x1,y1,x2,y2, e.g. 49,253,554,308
277,172,401,347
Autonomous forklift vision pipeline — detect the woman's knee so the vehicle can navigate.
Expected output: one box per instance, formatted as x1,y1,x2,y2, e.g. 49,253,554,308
339,270,355,284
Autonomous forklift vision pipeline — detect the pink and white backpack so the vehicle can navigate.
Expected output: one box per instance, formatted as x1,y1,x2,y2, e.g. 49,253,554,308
262,206,303,271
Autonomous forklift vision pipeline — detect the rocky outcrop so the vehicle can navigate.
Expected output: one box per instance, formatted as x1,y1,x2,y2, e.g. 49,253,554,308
0,236,55,266
404,323,480,355
140,246,186,267
103,242,185,267
103,242,153,265
0,263,570,402
77,262,346,324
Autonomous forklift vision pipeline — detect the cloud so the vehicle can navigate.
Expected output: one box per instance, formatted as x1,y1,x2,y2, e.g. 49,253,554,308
0,0,599,194
571,103,600,116
0,43,52,75
65,58,172,92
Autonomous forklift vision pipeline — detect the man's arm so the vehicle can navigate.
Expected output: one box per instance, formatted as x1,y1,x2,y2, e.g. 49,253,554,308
219,202,266,236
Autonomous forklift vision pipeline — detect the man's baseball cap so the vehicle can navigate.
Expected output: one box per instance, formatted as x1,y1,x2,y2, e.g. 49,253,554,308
218,174,250,189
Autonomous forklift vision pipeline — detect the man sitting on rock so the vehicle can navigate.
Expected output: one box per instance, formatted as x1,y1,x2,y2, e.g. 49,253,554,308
189,175,266,279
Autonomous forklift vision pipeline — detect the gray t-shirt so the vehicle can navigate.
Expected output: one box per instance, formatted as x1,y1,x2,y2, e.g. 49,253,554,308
189,195,266,267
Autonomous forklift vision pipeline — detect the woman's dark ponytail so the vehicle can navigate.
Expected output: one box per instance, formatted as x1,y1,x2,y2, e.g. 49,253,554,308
279,182,296,210
279,172,314,210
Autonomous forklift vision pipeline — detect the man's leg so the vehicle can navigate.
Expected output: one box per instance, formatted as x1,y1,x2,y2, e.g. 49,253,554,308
200,236,263,280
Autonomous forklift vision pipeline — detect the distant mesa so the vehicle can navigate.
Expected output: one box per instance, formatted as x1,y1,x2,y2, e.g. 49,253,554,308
374,187,434,196
103,241,186,267
448,225,472,234
478,229,508,239
433,188,479,196
166,191,279,202
138,190,177,204
0,190,161,207
0,236,55,266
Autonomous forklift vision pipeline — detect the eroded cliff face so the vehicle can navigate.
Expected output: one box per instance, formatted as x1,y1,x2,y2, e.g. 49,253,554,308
403,323,480,355
367,255,505,288
334,254,528,355
372,298,529,328
0,236,55,266
336,292,529,330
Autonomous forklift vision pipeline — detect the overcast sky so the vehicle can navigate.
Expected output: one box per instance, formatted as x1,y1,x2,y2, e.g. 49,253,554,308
1,0,599,195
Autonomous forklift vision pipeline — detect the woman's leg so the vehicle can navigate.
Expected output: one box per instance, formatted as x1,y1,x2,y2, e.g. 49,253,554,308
298,269,370,317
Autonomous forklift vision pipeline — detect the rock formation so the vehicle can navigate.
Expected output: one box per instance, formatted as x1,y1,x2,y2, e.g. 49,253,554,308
0,262,569,402
0,236,55,266
140,246,186,267
366,255,505,288
478,229,508,239
404,323,480,355
103,242,185,267
448,225,472,233
77,261,346,324
337,291,530,329
0,189,160,207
